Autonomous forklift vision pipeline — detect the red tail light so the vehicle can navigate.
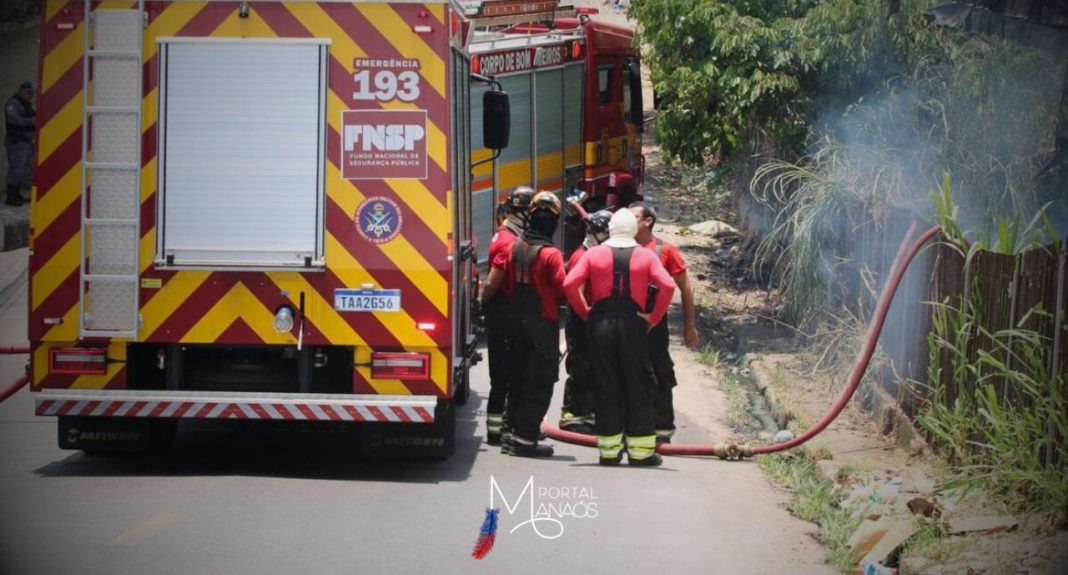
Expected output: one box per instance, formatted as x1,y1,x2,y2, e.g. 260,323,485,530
49,348,107,375
471,55,481,74
371,352,430,380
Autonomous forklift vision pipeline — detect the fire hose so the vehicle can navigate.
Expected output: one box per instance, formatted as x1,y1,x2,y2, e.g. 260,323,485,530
0,346,31,404
542,223,942,460
0,374,30,404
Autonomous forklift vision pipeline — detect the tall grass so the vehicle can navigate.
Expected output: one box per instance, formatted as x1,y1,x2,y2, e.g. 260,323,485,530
914,299,1068,521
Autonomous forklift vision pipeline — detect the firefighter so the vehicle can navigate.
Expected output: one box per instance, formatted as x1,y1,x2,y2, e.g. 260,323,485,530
482,191,566,458
559,209,612,435
564,209,676,467
480,186,535,446
629,203,701,444
4,81,36,207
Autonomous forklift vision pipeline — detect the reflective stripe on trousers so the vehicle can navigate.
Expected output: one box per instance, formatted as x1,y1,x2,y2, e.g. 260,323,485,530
626,435,657,460
487,413,504,434
597,433,623,458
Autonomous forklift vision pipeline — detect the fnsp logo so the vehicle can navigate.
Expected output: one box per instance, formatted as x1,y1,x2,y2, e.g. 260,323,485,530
341,109,428,180
343,124,425,153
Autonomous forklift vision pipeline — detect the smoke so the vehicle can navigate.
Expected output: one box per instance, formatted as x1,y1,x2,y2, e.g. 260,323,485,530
803,31,1068,386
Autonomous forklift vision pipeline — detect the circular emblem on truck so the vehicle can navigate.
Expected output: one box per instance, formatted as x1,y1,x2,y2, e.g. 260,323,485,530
356,196,403,244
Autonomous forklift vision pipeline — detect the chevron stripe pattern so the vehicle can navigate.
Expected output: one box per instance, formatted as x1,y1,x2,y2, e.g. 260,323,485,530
30,1,456,398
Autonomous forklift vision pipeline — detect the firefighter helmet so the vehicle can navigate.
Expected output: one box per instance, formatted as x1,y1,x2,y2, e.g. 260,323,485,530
587,209,612,237
506,186,536,215
529,191,562,216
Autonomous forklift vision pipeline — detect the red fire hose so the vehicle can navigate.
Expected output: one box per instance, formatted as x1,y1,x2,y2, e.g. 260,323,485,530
542,224,942,459
0,374,30,404
0,346,31,403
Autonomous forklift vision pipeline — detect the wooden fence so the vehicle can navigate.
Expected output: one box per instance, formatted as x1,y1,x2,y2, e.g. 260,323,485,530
878,234,1067,466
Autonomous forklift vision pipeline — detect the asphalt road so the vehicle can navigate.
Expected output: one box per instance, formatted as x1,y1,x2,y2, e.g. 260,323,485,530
0,249,834,575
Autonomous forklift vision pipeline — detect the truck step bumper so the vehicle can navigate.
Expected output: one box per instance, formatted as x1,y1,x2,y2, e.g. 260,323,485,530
36,390,437,423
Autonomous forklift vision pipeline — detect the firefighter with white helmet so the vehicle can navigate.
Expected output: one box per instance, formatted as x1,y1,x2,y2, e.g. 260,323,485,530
481,186,536,446
559,209,612,435
563,209,676,466
482,191,566,457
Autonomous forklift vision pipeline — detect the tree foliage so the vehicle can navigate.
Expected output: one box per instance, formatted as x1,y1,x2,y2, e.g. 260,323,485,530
630,0,932,164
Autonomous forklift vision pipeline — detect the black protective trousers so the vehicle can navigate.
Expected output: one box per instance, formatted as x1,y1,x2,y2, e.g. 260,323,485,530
648,318,678,433
484,298,511,417
588,301,655,439
561,310,595,418
505,311,560,442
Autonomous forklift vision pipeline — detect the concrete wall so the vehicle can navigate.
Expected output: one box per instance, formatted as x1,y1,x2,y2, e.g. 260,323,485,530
0,19,41,183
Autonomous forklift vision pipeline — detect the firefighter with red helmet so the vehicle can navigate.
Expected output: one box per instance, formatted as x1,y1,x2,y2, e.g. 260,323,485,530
559,209,612,435
563,209,676,467
480,186,535,446
482,191,567,458
630,203,701,444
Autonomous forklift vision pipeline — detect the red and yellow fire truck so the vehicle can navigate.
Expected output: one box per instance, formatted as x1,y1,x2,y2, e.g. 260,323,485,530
465,1,645,258
27,0,642,457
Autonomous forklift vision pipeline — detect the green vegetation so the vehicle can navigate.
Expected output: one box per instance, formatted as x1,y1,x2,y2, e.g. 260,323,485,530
759,450,861,572
696,344,723,370
632,0,1066,328
907,189,1068,523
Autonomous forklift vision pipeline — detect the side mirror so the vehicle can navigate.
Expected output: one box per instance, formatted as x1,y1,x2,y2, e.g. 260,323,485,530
482,90,511,150
627,59,644,130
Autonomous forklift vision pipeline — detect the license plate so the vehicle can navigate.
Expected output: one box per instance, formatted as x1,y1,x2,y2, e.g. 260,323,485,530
334,289,401,313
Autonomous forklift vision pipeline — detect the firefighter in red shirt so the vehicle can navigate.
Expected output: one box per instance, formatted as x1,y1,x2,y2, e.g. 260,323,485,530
559,209,612,435
481,186,535,446
564,209,676,466
629,203,701,444
482,191,567,458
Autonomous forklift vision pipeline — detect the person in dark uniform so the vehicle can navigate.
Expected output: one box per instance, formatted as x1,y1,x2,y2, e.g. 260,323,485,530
4,81,36,207
630,203,700,444
482,191,567,458
480,186,535,446
564,209,676,467
559,209,612,435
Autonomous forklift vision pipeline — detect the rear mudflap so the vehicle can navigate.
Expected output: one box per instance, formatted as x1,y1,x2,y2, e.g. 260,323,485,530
59,416,176,453
359,400,455,458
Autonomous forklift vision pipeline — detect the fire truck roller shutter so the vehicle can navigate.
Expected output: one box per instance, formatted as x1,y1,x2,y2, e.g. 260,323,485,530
495,74,533,201
563,64,584,171
534,69,565,247
156,40,328,267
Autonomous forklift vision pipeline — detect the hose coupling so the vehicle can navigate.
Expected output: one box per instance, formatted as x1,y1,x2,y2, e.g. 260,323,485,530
713,443,754,461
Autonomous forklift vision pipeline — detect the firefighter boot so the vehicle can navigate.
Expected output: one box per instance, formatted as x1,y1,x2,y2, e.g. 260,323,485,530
509,436,554,458
560,412,595,436
628,453,663,467
5,185,23,207
499,429,512,455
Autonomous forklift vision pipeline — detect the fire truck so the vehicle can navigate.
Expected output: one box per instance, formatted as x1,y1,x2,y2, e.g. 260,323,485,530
464,0,645,259
27,0,641,457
